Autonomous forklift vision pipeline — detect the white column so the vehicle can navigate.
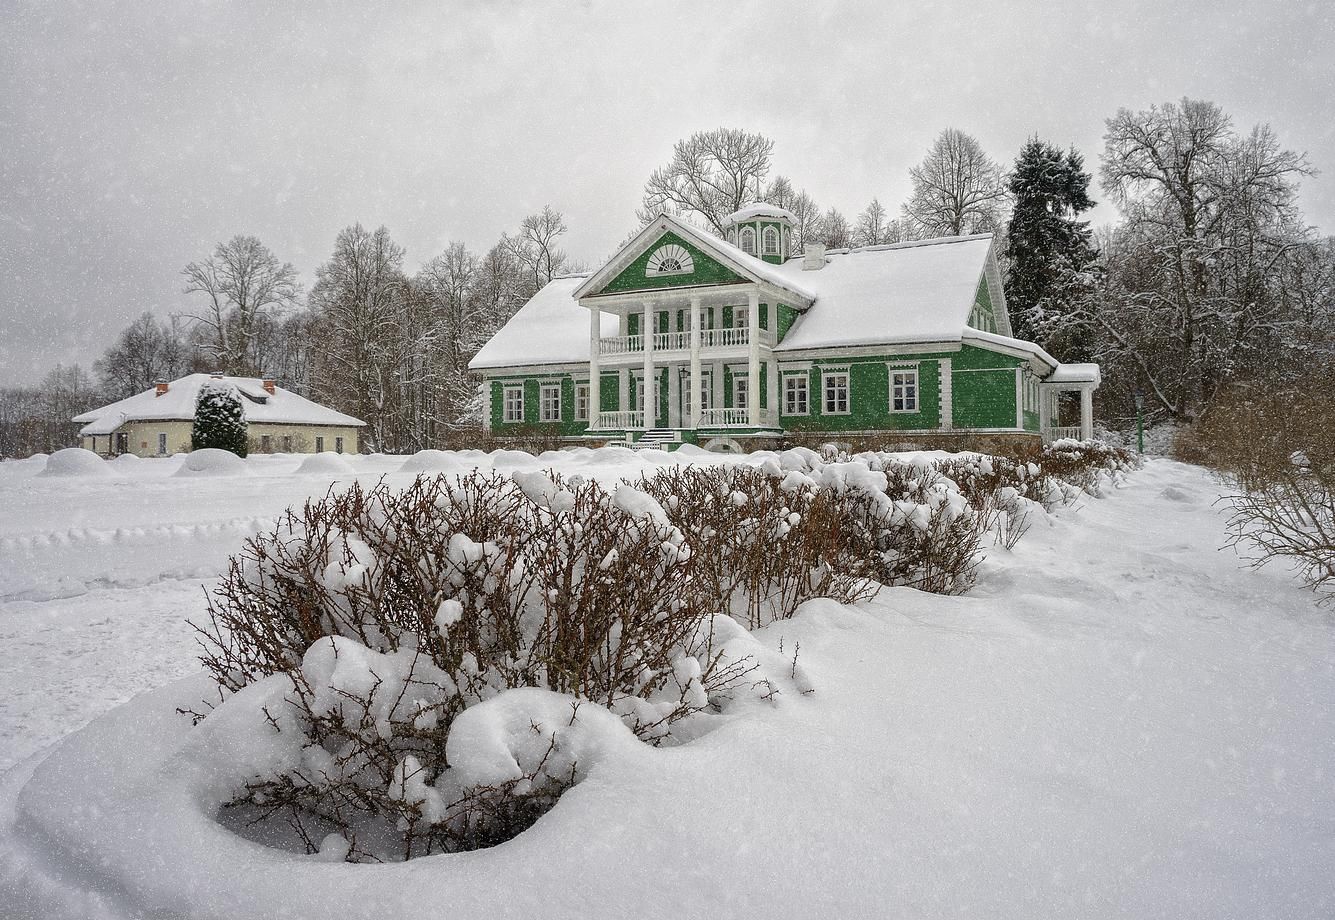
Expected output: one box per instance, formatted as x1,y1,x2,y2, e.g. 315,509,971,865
1014,367,1024,430
689,296,703,428
642,301,655,429
1080,387,1094,441
618,368,628,412
747,290,761,427
667,363,680,429
766,355,779,429
588,307,601,430
938,358,952,431
712,359,724,412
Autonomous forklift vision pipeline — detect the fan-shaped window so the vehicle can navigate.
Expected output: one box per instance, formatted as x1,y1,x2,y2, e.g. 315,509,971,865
645,243,695,277
727,228,738,246
763,226,779,255
739,227,756,255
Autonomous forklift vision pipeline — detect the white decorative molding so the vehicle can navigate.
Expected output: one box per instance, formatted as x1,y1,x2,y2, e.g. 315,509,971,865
645,244,694,277
939,358,953,431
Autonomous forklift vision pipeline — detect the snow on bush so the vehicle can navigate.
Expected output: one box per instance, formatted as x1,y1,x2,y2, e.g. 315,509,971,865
296,452,357,475
175,447,250,477
187,444,1135,861
191,380,249,457
191,470,772,859
38,447,114,477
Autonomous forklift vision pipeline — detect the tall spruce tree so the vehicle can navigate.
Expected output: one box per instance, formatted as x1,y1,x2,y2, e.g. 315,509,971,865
1005,139,1097,355
191,380,249,457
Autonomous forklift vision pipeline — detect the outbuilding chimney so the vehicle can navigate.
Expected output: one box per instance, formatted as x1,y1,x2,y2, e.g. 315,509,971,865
262,378,276,395
154,380,169,397
802,243,827,271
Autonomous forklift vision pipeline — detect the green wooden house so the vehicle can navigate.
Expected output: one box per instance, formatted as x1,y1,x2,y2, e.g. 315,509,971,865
469,206,1099,450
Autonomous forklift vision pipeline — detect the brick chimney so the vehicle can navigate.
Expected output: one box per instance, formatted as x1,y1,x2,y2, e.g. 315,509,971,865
154,380,169,397
262,378,276,395
802,243,827,270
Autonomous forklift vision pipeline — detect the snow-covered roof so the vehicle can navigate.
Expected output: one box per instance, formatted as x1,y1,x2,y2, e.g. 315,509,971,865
476,229,1091,385
468,275,619,370
723,204,798,226
73,374,366,434
1046,363,1101,386
572,214,816,304
772,235,995,351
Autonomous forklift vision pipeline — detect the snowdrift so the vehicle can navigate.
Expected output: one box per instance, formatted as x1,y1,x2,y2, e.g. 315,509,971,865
37,448,113,478
174,448,249,477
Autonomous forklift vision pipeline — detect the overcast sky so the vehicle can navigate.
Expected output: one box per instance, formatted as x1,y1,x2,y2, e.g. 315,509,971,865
2,0,1332,387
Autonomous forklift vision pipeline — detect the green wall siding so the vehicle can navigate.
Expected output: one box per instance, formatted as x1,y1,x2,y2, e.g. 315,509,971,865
776,304,799,343
600,231,746,294
487,345,1028,437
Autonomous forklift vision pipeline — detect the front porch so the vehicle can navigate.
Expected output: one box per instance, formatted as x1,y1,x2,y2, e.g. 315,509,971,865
584,282,787,441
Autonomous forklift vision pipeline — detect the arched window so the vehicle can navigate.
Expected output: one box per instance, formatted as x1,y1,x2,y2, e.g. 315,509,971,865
763,226,779,256
739,226,756,255
727,228,737,246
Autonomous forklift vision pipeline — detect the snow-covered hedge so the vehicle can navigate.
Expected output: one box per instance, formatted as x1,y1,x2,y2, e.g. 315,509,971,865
189,444,1133,861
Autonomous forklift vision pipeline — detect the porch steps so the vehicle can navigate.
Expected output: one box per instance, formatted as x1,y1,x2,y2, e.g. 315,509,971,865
631,428,683,451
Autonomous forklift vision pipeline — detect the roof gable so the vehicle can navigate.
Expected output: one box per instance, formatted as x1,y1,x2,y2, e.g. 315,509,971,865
599,229,747,295
573,213,814,303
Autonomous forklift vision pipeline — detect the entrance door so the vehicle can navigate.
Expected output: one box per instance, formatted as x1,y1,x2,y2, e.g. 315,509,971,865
677,369,710,423
114,432,129,455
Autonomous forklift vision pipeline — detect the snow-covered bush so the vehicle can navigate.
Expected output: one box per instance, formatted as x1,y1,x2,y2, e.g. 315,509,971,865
192,380,249,457
191,471,761,859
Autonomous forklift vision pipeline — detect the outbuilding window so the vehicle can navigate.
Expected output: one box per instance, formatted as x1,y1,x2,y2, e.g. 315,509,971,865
157,432,167,455
540,383,562,422
890,369,919,412
503,385,524,423
823,372,850,415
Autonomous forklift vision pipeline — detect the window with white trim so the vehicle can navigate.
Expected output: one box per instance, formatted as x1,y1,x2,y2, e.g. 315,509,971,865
732,306,748,329
733,375,749,410
739,226,756,255
763,226,779,255
783,374,809,415
157,432,167,455
574,384,589,421
540,383,562,422
823,372,850,415
503,385,524,423
889,368,919,412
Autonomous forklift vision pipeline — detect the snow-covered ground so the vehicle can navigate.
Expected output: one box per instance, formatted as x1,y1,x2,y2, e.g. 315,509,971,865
1,449,1333,918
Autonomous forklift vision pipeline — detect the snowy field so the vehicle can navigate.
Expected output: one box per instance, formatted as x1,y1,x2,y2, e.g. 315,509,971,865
1,448,1333,918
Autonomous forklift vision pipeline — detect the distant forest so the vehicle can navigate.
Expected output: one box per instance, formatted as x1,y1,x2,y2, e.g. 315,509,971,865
4,97,1332,457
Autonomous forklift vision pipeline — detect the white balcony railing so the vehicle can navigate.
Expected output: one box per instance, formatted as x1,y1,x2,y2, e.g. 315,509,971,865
596,327,775,357
698,408,779,428
594,410,644,430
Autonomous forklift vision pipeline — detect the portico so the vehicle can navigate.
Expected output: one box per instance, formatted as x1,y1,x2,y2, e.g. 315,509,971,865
585,284,786,438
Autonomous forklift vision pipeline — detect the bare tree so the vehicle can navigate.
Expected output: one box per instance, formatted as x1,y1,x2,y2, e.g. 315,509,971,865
901,129,1009,239
182,236,300,375
853,198,902,247
506,206,568,293
94,312,191,398
764,176,823,250
1090,98,1313,419
638,128,775,233
817,208,853,249
308,224,408,451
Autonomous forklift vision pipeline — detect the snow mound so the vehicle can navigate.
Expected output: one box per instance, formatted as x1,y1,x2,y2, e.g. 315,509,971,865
398,449,463,474
296,452,356,475
489,449,536,468
174,448,249,477
38,448,114,478
110,452,142,466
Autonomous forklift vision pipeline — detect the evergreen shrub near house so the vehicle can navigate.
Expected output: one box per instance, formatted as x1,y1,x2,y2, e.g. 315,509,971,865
191,381,249,457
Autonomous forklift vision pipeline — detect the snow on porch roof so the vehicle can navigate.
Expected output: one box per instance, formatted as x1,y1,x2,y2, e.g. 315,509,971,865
73,374,366,434
468,274,619,370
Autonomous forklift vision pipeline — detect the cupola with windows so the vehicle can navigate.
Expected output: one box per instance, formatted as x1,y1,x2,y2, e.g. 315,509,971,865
722,203,797,265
